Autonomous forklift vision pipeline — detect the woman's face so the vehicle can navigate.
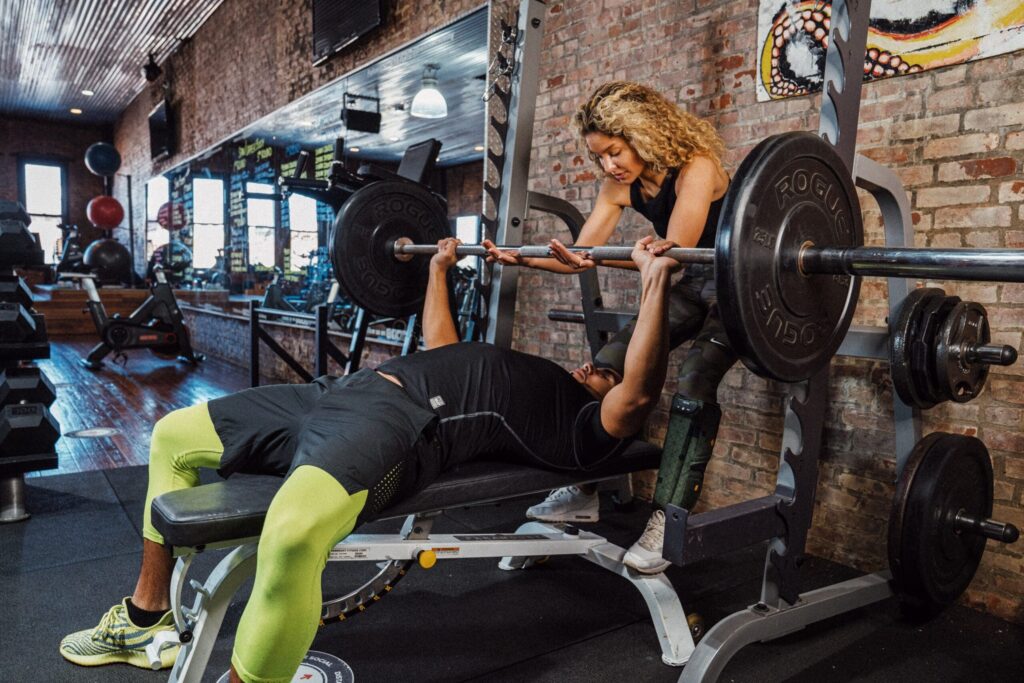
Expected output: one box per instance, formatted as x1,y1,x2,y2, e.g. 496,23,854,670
585,131,646,184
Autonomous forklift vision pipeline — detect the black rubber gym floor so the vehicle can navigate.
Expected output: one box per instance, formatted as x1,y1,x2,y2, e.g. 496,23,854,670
2,467,1022,682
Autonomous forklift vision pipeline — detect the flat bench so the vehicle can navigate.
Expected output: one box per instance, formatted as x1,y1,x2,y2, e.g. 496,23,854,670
149,442,697,682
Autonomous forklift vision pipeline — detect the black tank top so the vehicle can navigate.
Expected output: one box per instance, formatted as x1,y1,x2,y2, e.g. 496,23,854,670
378,343,626,479
629,168,725,248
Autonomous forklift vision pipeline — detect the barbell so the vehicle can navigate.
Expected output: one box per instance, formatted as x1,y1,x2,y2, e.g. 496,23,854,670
330,131,1024,382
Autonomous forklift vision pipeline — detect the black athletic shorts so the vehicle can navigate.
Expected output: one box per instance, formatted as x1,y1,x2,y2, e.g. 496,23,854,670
207,369,438,506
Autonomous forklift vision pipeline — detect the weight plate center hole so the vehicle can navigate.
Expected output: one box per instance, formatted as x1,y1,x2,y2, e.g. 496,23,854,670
775,203,833,319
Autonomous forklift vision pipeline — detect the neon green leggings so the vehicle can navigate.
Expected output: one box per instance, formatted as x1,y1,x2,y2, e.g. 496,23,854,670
143,404,367,683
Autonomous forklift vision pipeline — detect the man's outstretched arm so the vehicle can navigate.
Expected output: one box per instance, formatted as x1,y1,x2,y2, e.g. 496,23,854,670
422,238,461,350
599,237,677,438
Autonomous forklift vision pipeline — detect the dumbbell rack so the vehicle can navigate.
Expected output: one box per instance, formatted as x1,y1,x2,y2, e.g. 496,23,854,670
0,200,61,523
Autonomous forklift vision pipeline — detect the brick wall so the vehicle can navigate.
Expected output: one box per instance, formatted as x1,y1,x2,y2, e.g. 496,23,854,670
515,0,1024,622
0,116,112,248
445,160,484,218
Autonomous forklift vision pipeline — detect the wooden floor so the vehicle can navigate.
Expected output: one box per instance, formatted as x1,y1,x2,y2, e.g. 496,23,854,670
29,338,250,477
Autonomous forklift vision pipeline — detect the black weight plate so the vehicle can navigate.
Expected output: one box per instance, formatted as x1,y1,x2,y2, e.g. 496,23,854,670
716,132,862,382
934,301,990,403
889,288,946,409
911,295,960,409
888,432,992,611
330,181,451,318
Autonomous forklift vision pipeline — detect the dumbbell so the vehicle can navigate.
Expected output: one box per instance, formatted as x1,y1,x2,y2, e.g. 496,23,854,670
0,402,60,459
0,367,56,407
0,276,33,309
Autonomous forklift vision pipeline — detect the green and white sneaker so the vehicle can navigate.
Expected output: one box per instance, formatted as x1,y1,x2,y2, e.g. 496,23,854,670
59,598,179,669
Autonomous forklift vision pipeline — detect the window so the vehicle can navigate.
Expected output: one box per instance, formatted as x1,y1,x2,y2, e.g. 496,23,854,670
145,175,170,260
287,194,319,272
192,178,225,269
19,160,66,263
246,182,277,269
455,215,481,269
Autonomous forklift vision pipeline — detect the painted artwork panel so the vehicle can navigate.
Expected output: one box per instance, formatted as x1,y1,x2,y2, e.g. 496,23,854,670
756,1,1024,101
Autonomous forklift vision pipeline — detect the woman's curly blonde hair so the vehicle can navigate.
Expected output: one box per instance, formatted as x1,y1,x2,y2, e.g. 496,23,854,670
574,81,724,175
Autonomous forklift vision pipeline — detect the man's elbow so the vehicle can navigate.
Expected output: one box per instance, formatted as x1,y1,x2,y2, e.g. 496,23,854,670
605,395,657,438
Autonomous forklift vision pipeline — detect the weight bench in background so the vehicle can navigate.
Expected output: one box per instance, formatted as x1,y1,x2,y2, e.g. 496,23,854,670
148,441,695,681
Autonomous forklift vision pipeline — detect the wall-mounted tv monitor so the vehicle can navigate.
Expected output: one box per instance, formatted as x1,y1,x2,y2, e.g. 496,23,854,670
313,0,383,65
149,99,174,161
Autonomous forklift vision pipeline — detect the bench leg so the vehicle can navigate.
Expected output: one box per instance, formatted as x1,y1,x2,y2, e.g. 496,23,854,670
498,520,694,666
586,543,695,666
167,543,259,683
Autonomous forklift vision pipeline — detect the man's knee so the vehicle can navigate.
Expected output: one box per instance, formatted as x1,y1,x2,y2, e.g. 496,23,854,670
148,410,190,470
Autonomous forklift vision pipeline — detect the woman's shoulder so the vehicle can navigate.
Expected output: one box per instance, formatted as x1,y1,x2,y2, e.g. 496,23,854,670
676,155,729,194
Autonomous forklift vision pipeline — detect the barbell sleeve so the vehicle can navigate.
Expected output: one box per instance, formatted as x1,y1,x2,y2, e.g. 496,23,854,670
801,246,1024,282
952,510,1020,543
965,344,1018,366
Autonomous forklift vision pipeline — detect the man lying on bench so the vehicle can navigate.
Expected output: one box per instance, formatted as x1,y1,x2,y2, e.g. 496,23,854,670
60,236,679,682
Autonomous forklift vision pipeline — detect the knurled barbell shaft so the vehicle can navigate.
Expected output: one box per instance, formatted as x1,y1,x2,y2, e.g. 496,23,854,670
392,241,1024,282
392,242,717,263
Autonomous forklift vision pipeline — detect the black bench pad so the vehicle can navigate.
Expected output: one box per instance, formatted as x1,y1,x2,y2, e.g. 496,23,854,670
152,441,661,549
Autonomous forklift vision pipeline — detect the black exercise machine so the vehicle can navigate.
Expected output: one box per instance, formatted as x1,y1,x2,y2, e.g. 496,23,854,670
248,138,444,384
72,267,204,369
54,222,85,276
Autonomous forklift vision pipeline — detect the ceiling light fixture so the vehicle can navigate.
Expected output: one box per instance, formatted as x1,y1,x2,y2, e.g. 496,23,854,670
474,145,485,151
349,146,360,152
70,108,83,115
410,64,447,119
81,89,95,97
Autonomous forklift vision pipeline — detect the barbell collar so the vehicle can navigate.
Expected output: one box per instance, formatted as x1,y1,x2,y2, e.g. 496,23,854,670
801,246,1024,282
952,510,1020,543
391,242,716,264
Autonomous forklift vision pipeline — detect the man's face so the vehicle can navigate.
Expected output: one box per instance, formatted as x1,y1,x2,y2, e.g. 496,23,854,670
570,362,622,399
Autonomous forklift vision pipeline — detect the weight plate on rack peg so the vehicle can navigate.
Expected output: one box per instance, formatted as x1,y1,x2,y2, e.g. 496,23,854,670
934,301,991,403
912,294,960,409
889,288,945,409
888,432,993,611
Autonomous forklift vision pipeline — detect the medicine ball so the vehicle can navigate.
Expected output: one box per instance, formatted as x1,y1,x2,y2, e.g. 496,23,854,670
86,196,125,229
84,142,122,177
83,238,132,284
157,202,189,231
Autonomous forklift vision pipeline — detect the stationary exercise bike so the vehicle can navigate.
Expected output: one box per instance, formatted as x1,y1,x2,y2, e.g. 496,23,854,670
53,222,85,276
73,266,205,369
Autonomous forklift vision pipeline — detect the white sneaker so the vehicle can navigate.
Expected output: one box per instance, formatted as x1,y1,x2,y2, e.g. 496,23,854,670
623,510,671,574
525,486,599,523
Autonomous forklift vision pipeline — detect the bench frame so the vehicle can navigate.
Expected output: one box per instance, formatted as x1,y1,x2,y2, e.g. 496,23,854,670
151,488,696,682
